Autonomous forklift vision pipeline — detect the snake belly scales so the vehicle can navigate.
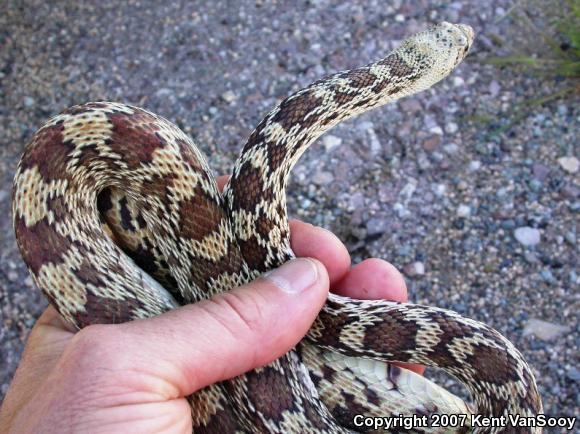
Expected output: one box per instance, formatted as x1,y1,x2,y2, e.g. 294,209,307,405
12,22,542,433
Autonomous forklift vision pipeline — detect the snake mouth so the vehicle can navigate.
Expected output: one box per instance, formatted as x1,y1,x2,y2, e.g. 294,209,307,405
456,24,475,50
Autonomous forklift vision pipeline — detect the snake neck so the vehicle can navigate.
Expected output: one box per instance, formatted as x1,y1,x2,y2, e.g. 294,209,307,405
223,22,473,271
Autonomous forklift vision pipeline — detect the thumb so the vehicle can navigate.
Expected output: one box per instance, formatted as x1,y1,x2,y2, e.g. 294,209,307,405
74,257,329,398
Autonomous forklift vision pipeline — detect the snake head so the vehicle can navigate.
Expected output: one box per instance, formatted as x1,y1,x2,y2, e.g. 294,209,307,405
393,21,475,93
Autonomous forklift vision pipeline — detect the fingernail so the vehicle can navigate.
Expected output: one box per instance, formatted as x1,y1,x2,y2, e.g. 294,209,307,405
263,258,319,294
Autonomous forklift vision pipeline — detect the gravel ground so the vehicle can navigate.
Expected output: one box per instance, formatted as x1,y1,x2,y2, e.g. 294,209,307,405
1,0,578,425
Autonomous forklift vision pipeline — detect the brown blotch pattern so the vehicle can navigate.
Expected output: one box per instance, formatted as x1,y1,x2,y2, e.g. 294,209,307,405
75,258,104,287
361,309,421,361
179,185,226,241
271,90,323,130
378,53,414,78
15,217,70,274
106,110,166,169
75,289,149,327
245,367,295,422
237,236,269,272
266,141,288,174
231,162,264,211
21,122,73,182
344,67,378,88
464,341,520,385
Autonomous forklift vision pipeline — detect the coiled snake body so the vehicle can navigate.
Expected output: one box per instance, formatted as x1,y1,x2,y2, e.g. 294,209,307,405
13,22,542,433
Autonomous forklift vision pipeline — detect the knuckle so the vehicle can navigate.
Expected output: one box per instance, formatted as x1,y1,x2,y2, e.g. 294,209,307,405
67,324,128,368
206,291,267,338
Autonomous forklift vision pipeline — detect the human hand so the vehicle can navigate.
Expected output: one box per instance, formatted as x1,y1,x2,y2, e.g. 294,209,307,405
0,176,422,434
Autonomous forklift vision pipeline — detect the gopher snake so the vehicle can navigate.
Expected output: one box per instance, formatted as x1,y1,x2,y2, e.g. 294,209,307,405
13,22,542,433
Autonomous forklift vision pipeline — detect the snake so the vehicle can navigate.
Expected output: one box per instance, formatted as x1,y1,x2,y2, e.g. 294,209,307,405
12,22,542,433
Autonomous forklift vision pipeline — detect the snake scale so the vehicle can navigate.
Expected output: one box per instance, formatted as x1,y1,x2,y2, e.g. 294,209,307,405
12,22,542,433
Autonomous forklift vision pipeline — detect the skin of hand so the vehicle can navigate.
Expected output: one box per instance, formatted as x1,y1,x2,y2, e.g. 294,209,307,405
0,176,423,434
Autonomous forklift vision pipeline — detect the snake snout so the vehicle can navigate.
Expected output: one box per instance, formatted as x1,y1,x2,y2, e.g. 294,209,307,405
456,24,475,49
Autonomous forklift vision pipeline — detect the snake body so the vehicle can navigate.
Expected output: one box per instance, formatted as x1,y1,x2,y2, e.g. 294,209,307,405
13,22,542,433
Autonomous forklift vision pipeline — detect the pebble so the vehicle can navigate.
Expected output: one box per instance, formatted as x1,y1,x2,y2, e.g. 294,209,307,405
452,76,464,87
432,183,446,197
404,261,425,277
488,80,501,97
221,90,237,103
567,367,580,382
557,104,568,116
312,170,333,185
558,156,579,174
393,202,411,219
528,179,543,192
523,319,571,341
564,231,576,245
23,96,35,107
399,98,422,114
501,219,516,230
422,135,441,152
443,143,459,154
514,227,541,246
469,160,481,171
445,121,458,134
532,163,550,181
366,217,389,236
322,134,342,151
456,204,471,218
429,125,444,135
540,269,557,284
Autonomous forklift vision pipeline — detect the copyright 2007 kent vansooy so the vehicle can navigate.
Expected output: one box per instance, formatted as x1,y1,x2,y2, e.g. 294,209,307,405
353,414,577,431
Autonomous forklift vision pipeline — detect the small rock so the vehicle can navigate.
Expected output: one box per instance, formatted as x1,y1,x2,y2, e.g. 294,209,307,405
394,14,405,22
469,160,481,171
429,125,444,135
557,104,568,116
366,217,389,235
423,114,439,130
561,184,579,199
540,269,556,284
367,128,382,154
350,227,367,240
456,180,468,191
432,183,446,197
501,219,516,230
514,227,541,246
445,121,458,134
221,90,237,103
312,170,333,185
456,204,471,218
532,163,550,181
488,80,501,97
523,319,570,341
452,76,464,87
528,179,543,192
404,261,425,277
399,98,422,114
322,134,342,151
422,135,441,152
393,202,410,219
23,96,35,107
567,367,580,382
558,156,579,174
443,143,459,154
